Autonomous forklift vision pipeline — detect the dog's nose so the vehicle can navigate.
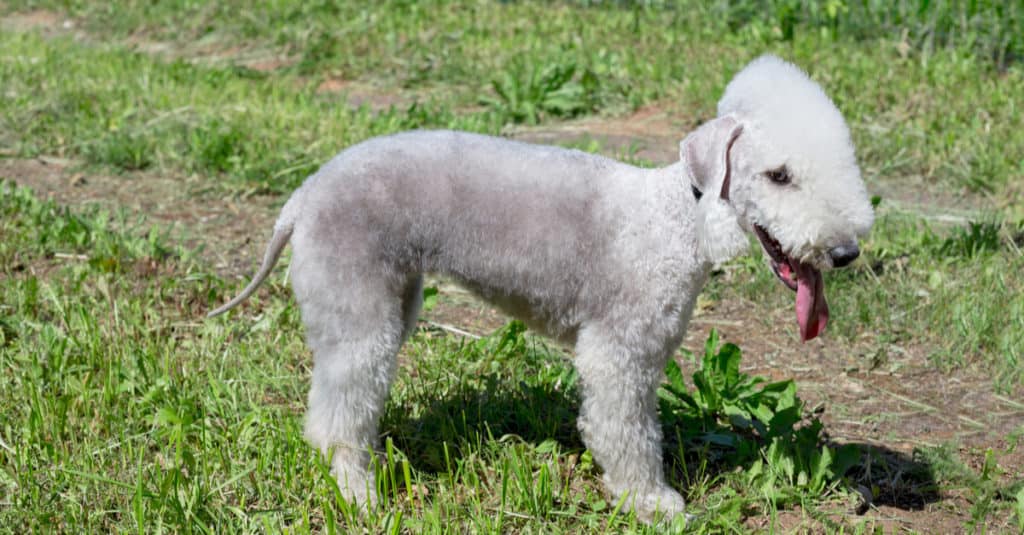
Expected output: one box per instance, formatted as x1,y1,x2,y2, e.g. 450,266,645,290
829,244,860,268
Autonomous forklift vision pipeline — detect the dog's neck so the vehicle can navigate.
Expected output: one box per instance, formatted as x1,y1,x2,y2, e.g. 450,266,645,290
651,161,702,213
649,162,709,254
643,164,717,333
649,162,723,274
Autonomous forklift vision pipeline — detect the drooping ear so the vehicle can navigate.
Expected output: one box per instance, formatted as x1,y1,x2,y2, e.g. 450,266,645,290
679,115,744,199
681,116,749,266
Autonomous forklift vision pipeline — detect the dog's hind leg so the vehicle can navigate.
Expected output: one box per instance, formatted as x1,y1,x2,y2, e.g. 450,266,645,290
574,324,687,522
291,255,406,509
399,274,424,343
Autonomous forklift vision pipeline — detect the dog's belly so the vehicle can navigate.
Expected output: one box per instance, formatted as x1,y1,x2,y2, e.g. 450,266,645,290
449,276,582,345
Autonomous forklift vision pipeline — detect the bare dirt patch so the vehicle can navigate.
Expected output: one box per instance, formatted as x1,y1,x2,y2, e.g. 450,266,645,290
1,157,277,276
0,8,93,46
421,278,508,337
510,103,694,166
1,9,66,33
128,34,297,75
315,78,409,111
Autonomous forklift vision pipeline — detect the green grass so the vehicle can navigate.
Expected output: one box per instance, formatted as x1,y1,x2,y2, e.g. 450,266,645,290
2,0,1023,531
1,182,1016,532
0,183,866,532
2,2,1023,196
0,31,504,194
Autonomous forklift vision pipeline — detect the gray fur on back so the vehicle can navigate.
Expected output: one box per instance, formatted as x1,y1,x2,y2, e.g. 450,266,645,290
289,130,706,346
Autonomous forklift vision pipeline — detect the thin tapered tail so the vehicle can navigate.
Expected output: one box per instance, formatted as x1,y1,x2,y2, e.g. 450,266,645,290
206,223,293,317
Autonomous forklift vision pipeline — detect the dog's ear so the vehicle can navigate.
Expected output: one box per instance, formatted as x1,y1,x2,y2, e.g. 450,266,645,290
680,115,744,199
682,116,749,265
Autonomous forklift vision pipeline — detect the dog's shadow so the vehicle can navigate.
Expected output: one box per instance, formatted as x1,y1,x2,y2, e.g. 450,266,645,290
380,327,940,514
382,381,940,515
839,442,942,511
381,368,584,474
661,432,941,513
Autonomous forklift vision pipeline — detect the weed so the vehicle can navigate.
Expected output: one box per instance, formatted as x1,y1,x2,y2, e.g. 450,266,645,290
186,118,248,175
83,129,155,171
659,330,859,506
936,219,1004,258
1015,486,1024,533
2,0,1023,530
0,181,173,270
482,59,599,124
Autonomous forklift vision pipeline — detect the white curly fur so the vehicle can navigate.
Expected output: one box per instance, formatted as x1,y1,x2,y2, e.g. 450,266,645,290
209,54,874,523
717,55,874,268
697,196,748,266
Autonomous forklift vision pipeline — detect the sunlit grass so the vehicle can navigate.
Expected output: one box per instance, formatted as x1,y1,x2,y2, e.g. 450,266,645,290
1,0,1022,531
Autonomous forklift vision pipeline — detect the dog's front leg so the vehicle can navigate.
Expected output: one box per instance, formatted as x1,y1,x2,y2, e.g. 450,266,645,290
574,326,686,522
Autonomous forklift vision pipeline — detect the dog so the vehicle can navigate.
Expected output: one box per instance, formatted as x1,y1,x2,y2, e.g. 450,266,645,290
208,55,874,521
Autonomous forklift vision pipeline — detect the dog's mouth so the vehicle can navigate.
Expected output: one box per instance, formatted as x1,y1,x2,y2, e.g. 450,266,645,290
754,224,829,342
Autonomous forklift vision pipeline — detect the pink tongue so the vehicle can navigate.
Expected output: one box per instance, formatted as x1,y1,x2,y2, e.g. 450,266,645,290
794,262,829,341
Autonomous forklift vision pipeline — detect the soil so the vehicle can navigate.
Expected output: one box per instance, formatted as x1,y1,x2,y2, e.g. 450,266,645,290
509,102,693,166
6,137,1020,533
0,158,281,276
2,9,1021,533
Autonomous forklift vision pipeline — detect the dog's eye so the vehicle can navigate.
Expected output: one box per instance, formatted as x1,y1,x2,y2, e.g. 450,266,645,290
765,167,790,185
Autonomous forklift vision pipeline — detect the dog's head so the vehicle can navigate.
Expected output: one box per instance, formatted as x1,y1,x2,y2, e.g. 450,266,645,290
681,55,874,341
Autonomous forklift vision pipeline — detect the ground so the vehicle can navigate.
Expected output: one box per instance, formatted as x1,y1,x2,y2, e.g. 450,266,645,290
2,4,1022,533
6,126,1021,533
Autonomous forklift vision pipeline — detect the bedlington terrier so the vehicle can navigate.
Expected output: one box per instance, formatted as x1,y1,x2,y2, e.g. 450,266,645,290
209,55,874,521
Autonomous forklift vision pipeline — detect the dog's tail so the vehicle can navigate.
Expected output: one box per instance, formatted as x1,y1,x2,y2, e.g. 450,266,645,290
207,193,303,318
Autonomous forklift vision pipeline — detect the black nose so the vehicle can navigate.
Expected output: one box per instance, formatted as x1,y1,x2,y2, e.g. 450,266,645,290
829,244,860,268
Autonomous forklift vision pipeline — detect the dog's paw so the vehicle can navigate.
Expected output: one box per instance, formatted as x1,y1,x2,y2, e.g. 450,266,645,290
619,486,687,524
330,459,378,513
645,487,687,520
339,477,378,509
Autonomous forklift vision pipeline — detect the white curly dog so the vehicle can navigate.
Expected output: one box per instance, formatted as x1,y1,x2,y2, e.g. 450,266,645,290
210,55,874,521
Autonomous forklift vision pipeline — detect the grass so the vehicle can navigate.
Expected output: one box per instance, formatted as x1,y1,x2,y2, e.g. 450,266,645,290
0,182,530,532
1,0,1023,532
2,2,1024,195
0,31,504,194
0,183,862,532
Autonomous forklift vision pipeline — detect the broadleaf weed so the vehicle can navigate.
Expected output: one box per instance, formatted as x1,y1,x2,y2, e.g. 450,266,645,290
659,330,859,506
482,59,597,124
